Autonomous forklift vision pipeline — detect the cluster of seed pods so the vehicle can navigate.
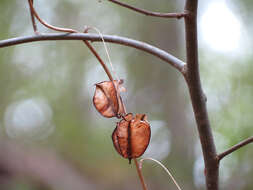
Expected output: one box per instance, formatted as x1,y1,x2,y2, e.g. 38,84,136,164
93,80,151,163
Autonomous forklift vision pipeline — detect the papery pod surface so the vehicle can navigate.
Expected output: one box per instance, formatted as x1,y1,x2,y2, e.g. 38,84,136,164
112,113,151,163
93,80,125,118
129,114,151,158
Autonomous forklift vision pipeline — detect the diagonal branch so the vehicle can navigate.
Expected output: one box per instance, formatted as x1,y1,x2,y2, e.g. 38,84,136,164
107,0,188,19
217,136,253,161
0,33,186,74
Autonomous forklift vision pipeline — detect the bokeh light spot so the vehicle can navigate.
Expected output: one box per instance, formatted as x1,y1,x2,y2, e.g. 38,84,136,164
200,1,241,53
4,98,55,140
142,120,171,160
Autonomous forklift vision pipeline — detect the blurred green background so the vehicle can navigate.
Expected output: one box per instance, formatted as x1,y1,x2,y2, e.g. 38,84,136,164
0,0,253,189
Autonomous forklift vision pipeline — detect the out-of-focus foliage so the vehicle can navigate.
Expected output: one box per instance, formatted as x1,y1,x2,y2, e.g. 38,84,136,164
0,0,252,190
199,1,253,189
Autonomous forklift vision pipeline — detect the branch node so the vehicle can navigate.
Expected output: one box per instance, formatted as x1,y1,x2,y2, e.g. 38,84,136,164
181,65,188,76
183,10,191,18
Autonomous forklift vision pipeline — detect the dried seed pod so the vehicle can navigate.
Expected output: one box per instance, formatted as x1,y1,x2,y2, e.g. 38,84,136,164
112,113,151,163
93,80,125,118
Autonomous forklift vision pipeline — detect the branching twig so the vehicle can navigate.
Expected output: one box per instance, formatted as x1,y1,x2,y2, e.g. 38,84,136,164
28,0,114,81
26,2,148,189
107,0,188,19
0,33,186,74
3,1,220,189
27,0,76,33
27,0,38,34
11,1,252,190
217,136,253,161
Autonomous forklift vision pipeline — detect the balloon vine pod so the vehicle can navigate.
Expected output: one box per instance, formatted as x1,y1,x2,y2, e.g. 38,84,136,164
93,80,151,163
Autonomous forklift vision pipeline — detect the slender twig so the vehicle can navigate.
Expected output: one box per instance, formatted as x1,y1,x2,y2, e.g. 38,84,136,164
27,2,147,189
27,0,76,33
0,33,186,74
107,0,188,19
27,0,147,186
184,0,218,190
83,27,115,81
27,0,115,81
83,39,114,81
140,158,182,190
217,136,253,161
134,159,148,190
118,93,147,190
118,92,148,190
85,27,119,80
27,0,38,34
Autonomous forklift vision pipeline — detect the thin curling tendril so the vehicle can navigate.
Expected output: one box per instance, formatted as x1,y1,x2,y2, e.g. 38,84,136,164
84,26,120,81
139,157,182,190
28,0,119,82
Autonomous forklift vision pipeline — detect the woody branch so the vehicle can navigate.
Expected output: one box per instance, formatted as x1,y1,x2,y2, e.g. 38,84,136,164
3,1,252,190
184,0,219,190
0,33,186,74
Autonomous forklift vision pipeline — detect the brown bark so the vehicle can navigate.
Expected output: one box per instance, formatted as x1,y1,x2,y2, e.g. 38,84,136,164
184,0,219,189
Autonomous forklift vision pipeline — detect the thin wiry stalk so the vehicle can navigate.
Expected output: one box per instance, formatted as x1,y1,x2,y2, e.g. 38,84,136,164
140,158,182,190
134,159,148,190
27,0,114,81
27,0,38,34
107,0,188,19
27,0,76,33
26,2,148,189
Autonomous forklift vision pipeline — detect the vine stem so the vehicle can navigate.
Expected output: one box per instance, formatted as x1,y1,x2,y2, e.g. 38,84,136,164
25,0,186,75
85,26,120,81
122,101,148,190
27,0,38,34
82,39,114,81
139,158,182,190
26,2,148,189
27,0,114,81
134,158,148,190
27,0,76,33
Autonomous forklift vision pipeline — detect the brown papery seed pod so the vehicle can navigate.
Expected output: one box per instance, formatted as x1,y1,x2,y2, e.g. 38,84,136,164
93,80,125,118
112,113,151,163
